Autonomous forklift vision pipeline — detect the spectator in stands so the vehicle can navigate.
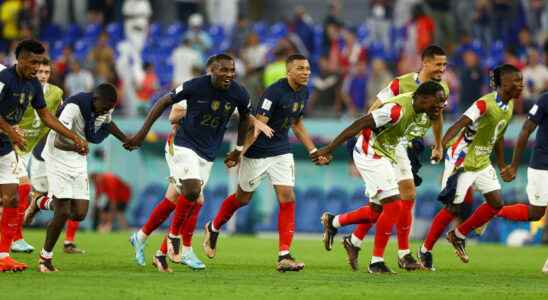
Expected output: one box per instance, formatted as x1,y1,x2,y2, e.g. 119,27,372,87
366,57,392,106
136,62,159,115
0,0,23,43
339,29,366,75
504,46,526,70
263,45,288,88
343,60,367,115
184,13,212,56
425,0,455,50
64,60,94,96
171,37,203,87
472,0,493,48
230,16,252,53
322,0,344,55
86,31,116,82
458,50,485,114
122,0,151,53
367,0,393,51
288,6,315,56
240,32,269,104
522,48,548,110
54,45,76,83
400,3,434,72
516,28,537,60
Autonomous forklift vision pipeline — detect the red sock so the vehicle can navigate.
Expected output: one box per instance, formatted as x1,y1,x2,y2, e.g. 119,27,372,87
457,203,501,236
396,199,414,251
278,202,295,252
497,204,530,221
14,183,32,241
65,220,79,242
180,202,202,247
423,208,455,251
352,222,373,240
142,198,175,235
38,195,52,210
160,235,168,255
463,188,474,205
169,195,194,236
212,194,246,230
0,207,18,253
373,200,402,257
339,205,380,226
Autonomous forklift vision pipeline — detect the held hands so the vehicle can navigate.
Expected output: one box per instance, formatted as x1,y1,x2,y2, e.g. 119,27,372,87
310,147,332,166
430,144,443,163
72,136,89,155
224,149,242,168
500,165,517,182
123,133,145,151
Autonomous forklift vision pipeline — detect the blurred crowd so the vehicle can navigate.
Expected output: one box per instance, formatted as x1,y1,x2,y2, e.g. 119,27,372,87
0,0,547,118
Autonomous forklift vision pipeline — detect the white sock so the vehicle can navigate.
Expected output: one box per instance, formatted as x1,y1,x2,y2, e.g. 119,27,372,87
40,248,53,259
420,244,429,254
350,234,363,248
398,249,410,259
45,197,53,210
371,256,384,264
279,250,290,256
332,215,341,228
182,246,192,255
210,222,219,232
13,239,23,243
137,230,148,242
0,252,9,259
64,240,74,245
455,229,466,239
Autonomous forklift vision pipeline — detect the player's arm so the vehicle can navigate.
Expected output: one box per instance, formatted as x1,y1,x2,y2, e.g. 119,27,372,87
291,117,317,153
0,115,26,150
224,111,255,168
431,114,444,162
105,121,129,144
441,116,471,148
367,98,383,113
367,78,397,113
168,102,186,135
126,94,172,148
494,137,506,170
38,107,88,155
241,114,270,154
501,119,537,181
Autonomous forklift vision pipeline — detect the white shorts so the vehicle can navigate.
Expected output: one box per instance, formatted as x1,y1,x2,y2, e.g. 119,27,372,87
165,145,213,194
46,160,89,200
441,161,500,204
394,143,413,182
30,157,48,193
353,151,399,205
238,153,295,192
526,167,548,207
15,153,31,179
0,151,21,184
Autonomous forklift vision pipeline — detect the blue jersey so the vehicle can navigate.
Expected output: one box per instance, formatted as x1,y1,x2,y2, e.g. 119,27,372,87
245,78,308,159
528,93,548,170
0,66,46,156
170,75,250,161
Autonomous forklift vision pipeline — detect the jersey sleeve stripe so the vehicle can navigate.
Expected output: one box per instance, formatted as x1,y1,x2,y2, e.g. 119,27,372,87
389,79,400,96
475,99,487,115
389,104,402,123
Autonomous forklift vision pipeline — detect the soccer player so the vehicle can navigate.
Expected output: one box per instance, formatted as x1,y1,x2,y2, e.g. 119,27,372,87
314,81,446,273
203,54,323,272
418,64,522,269
0,40,88,272
125,53,271,272
337,45,449,271
496,93,548,232
38,83,128,272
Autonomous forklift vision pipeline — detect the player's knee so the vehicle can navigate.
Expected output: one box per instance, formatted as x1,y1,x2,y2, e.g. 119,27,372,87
529,206,546,221
71,212,87,222
445,203,462,215
184,190,201,202
399,182,416,200
0,194,16,207
55,208,71,220
370,203,383,214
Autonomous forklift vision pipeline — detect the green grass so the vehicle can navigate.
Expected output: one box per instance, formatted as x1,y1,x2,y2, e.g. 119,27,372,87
2,230,547,299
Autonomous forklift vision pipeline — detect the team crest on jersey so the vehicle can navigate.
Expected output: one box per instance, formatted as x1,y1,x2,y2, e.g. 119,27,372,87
224,103,232,111
211,100,220,111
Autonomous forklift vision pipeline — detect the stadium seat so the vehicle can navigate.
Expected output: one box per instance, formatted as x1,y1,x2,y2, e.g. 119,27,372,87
131,183,166,227
296,187,325,232
106,22,124,43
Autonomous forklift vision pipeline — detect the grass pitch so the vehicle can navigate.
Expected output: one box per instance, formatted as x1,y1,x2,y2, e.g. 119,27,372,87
2,230,547,300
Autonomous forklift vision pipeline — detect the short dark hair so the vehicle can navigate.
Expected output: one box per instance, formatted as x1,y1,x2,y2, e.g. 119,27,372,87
213,53,234,63
40,57,51,66
421,45,446,60
286,54,307,65
206,55,216,68
15,39,46,58
491,64,520,88
414,80,445,98
94,83,118,104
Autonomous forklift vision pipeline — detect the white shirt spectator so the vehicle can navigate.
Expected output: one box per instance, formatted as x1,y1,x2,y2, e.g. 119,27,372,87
65,69,94,96
171,43,202,87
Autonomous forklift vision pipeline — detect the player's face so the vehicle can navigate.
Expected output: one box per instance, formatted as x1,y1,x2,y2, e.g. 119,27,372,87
422,90,446,119
287,59,311,87
501,71,524,99
423,55,447,81
36,64,51,85
211,59,236,90
93,99,115,115
18,51,44,80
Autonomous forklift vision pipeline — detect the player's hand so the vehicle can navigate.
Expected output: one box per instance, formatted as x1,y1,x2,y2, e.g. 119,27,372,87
9,126,26,151
124,133,145,150
501,165,517,182
253,121,274,138
72,136,88,155
224,149,242,168
310,147,332,166
430,144,443,163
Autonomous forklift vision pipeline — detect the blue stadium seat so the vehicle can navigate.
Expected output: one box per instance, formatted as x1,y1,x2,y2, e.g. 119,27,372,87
296,187,325,232
39,23,64,44
65,23,82,45
164,22,185,39
252,22,268,41
324,187,350,214
130,183,166,227
83,23,101,40
73,39,92,61
415,189,441,219
356,23,369,43
106,22,124,43
269,22,288,40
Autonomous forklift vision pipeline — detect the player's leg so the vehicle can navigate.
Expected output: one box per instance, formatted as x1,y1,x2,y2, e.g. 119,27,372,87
498,167,548,222
179,196,205,269
204,155,262,258
0,151,28,272
129,183,176,266
115,202,129,230
449,165,503,263
39,196,70,272
63,198,88,254
273,184,304,272
24,157,51,225
12,175,34,253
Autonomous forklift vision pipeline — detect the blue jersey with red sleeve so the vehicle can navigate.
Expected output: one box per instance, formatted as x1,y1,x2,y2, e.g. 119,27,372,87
245,78,308,159
170,75,251,161
528,93,548,170
0,66,46,156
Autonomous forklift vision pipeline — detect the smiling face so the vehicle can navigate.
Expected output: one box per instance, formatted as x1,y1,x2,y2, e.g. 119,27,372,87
287,58,311,87
17,51,44,80
422,55,447,81
211,58,236,90
417,90,446,119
